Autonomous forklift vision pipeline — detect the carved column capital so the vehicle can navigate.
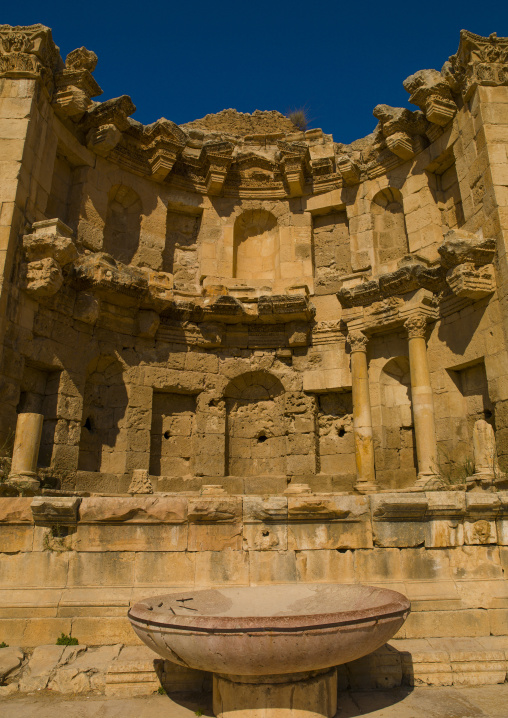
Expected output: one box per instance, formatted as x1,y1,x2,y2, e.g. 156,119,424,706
404,313,428,339
347,330,368,353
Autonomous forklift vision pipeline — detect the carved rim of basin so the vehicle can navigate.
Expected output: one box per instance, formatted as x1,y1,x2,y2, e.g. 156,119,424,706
128,584,410,676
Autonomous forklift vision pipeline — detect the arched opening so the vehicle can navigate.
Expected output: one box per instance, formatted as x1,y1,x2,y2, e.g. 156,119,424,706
377,357,417,488
233,209,279,281
103,184,142,264
78,356,128,473
224,371,286,476
371,188,409,272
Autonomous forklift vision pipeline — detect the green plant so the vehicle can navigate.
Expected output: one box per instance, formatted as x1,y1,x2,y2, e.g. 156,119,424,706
286,107,309,132
56,633,78,646
427,445,473,489
195,712,203,717
157,686,167,695
0,641,8,648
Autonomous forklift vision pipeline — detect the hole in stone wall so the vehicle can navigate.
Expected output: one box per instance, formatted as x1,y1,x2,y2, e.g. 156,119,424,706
257,434,268,443
51,525,69,538
164,430,171,440
84,417,93,432
338,428,346,437
485,409,493,419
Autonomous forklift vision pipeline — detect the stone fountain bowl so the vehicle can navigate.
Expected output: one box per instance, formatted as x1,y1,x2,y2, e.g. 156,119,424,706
128,584,410,676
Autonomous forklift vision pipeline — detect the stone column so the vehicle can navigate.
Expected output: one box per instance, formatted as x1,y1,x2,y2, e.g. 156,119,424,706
348,331,377,493
404,314,438,485
8,412,44,493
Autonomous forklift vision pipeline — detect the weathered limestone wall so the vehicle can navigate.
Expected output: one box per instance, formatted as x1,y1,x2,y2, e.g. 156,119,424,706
0,493,507,647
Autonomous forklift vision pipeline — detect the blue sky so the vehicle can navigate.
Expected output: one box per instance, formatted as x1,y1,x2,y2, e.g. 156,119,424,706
4,1,508,143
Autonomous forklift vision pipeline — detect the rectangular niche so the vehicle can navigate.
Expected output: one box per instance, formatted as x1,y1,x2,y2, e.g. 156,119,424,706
317,391,355,474
427,151,465,230
149,391,196,477
163,209,202,292
18,363,61,468
450,360,494,438
311,211,351,295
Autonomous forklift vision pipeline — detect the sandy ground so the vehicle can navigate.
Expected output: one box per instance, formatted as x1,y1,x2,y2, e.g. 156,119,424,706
1,685,508,717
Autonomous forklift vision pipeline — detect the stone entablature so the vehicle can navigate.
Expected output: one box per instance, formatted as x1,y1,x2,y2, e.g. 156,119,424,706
2,25,507,198
0,492,505,550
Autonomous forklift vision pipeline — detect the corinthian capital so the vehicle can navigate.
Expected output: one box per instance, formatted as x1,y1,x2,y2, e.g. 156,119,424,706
404,313,428,339
347,330,368,353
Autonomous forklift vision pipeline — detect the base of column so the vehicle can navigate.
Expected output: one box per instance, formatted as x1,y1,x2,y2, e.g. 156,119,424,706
354,479,378,494
414,472,440,489
213,667,337,718
7,473,40,495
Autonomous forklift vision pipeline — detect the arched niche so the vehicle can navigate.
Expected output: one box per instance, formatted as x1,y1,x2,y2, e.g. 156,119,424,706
78,356,128,473
103,184,142,264
377,356,417,488
371,188,408,271
233,209,279,281
224,370,286,476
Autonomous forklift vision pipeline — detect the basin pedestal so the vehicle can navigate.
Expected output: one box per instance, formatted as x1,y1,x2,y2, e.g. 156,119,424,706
213,668,337,718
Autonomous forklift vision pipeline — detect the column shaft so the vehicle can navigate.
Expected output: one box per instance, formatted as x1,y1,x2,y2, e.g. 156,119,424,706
405,315,438,483
348,332,376,492
9,412,44,492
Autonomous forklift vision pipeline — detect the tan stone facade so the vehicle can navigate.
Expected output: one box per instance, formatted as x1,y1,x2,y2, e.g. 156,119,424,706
1,25,508,689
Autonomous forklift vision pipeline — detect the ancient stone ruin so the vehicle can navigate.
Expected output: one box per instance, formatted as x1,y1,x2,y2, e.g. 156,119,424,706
1,23,508,702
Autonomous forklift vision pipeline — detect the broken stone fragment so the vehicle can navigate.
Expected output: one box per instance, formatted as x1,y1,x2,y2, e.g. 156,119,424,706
73,292,100,324
23,257,63,298
187,497,241,522
31,496,81,526
446,263,495,299
86,123,122,156
438,230,496,267
128,469,154,495
0,646,23,683
23,220,78,266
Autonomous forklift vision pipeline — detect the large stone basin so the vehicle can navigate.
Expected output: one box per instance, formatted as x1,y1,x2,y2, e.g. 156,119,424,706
129,584,410,718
